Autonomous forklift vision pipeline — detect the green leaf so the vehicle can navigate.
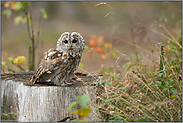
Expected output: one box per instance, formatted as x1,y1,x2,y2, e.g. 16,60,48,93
67,101,78,117
117,86,127,90
84,46,88,50
97,104,105,109
21,1,30,9
162,87,169,92
79,63,83,68
1,105,6,112
158,73,164,77
106,81,111,86
150,72,156,78
110,93,115,96
11,113,16,119
107,98,113,102
131,94,139,97
76,94,89,107
115,76,119,80
41,8,48,19
6,114,10,119
141,115,149,119
169,79,174,83
171,95,176,98
2,9,12,19
8,57,14,62
171,88,179,95
1,61,6,67
156,81,162,85
112,76,115,79
97,80,105,85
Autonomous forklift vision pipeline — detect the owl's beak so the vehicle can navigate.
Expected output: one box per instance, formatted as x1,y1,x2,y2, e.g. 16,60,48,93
68,45,73,50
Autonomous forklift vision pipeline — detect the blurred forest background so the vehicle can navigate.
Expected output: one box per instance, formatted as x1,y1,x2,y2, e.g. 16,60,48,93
1,1,182,73
1,1,182,122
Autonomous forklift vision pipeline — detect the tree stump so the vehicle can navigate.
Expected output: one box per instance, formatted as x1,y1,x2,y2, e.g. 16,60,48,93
1,72,104,122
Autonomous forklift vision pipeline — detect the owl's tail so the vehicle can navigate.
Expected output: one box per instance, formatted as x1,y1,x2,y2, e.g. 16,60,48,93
30,66,44,83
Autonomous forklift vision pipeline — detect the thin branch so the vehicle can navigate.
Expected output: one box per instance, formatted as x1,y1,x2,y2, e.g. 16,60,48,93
25,8,32,41
35,8,42,49
29,4,34,43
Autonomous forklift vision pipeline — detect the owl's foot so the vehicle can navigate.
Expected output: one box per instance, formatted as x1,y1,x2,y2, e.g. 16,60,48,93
72,75,77,80
72,75,82,82
63,81,74,86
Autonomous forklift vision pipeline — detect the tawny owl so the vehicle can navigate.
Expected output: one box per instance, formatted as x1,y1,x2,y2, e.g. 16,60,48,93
31,32,85,86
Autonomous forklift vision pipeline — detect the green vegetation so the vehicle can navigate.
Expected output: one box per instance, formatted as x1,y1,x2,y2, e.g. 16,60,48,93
1,56,26,73
68,94,91,122
1,105,17,122
1,1,48,71
97,34,182,122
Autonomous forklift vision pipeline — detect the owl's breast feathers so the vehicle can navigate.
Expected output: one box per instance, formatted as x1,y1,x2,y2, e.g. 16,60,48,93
30,48,80,83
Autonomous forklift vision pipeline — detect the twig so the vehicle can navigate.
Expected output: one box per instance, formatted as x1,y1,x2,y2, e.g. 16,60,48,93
25,9,32,41
35,8,42,49
95,2,116,18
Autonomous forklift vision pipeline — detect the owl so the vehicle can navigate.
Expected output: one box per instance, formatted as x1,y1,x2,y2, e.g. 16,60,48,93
31,32,85,86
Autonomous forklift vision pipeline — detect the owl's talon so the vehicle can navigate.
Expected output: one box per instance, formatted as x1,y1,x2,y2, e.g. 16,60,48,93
72,75,77,80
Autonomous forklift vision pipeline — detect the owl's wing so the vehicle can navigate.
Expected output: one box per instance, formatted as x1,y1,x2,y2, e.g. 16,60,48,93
31,48,68,83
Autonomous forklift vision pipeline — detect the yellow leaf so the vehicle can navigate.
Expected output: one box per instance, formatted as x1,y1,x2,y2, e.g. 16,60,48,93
91,35,97,40
108,43,112,48
110,51,116,58
14,16,23,25
11,2,22,11
8,57,14,62
74,110,80,115
13,58,19,65
4,2,10,8
79,107,90,117
1,62,6,67
17,56,26,64
165,47,170,51
78,118,87,122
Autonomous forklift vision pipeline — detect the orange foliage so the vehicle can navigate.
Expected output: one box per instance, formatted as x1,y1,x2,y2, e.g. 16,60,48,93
89,39,97,48
96,36,104,46
96,47,103,53
101,55,106,60
87,35,115,60
88,51,92,58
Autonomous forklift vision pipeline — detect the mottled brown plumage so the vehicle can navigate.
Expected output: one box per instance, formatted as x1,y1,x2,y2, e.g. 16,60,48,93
31,32,85,86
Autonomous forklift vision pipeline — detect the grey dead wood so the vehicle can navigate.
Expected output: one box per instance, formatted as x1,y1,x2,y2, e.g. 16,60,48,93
1,72,104,122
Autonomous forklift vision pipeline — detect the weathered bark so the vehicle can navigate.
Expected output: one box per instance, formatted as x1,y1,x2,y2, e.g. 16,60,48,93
1,72,104,122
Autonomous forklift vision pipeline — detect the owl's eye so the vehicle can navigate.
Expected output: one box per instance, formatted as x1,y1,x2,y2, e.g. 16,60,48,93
72,38,78,43
63,40,68,44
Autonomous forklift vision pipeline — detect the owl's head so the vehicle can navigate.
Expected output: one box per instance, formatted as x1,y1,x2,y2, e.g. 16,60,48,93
56,32,85,57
